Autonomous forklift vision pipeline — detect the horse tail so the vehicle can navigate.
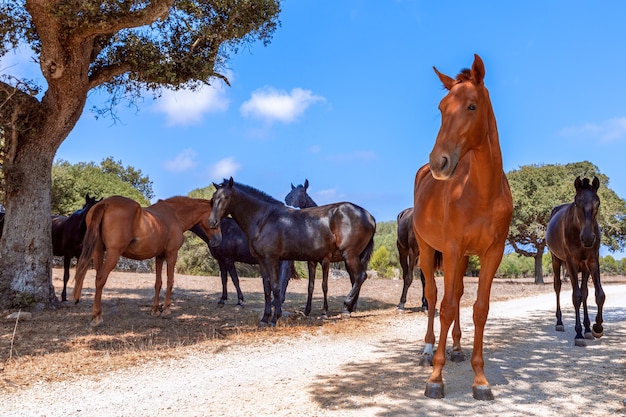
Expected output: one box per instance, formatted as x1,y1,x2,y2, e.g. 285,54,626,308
360,234,375,271
73,203,105,302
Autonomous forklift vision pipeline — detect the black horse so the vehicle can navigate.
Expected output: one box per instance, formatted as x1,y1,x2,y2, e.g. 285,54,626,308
52,194,102,301
190,219,294,306
0,195,100,302
284,179,331,317
209,177,376,326
546,176,605,346
396,207,428,311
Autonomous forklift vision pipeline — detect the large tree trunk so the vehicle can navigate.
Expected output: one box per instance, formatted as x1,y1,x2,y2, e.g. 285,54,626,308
534,252,544,285
0,133,58,309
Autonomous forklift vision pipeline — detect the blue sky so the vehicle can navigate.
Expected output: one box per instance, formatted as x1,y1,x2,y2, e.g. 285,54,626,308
4,1,626,254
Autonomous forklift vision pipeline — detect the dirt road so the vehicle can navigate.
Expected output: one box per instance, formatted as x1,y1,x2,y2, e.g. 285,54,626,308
2,284,625,417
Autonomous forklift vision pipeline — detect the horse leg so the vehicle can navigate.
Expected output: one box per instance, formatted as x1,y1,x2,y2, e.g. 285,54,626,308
266,260,283,326
61,255,71,302
279,261,291,305
152,257,164,316
590,260,605,338
580,267,593,339
450,257,468,363
321,261,330,318
566,261,585,346
91,251,121,327
161,254,178,317
228,260,245,306
341,255,367,317
467,248,504,401
552,257,564,331
304,261,316,316
419,269,428,311
418,246,437,368
397,247,412,310
424,252,464,400
258,263,272,326
217,260,228,305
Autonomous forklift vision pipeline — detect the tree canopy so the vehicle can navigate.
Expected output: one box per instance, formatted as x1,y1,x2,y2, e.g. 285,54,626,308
51,158,152,215
0,1,281,308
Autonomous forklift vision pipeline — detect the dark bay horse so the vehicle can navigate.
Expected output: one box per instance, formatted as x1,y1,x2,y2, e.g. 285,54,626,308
546,176,605,347
285,179,332,317
209,178,376,326
396,207,427,311
73,196,222,327
190,219,294,306
412,55,513,400
52,194,101,301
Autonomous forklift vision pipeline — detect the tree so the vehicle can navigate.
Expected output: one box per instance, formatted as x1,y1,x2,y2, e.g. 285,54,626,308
507,161,626,284
0,1,281,308
51,158,151,215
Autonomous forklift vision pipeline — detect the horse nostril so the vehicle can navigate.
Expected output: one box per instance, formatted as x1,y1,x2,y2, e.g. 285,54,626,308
438,156,449,172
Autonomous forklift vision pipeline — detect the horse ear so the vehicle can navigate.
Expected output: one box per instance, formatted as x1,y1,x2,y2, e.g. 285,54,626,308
471,54,485,85
291,183,295,190
228,177,234,188
592,176,600,191
434,66,455,90
574,176,583,191
304,179,309,190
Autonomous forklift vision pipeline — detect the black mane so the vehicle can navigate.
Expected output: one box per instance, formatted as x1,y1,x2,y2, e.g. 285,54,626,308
223,179,283,206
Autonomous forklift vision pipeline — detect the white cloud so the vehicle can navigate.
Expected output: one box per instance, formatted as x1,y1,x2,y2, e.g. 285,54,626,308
163,148,197,172
153,76,231,126
560,117,626,143
209,157,241,180
240,87,325,123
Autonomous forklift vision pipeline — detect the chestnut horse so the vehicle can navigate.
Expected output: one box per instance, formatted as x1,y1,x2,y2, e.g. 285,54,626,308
396,207,427,311
73,196,222,327
412,54,513,400
546,176,605,347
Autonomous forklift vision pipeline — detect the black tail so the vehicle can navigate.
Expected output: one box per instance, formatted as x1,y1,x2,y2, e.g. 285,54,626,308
73,203,105,302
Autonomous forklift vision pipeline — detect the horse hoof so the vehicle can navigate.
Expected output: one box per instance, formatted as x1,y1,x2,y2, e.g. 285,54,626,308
151,310,160,317
472,385,494,401
574,338,587,347
217,300,226,305
89,318,102,328
258,321,269,327
397,306,406,314
592,324,604,338
584,332,594,340
418,355,433,367
450,350,465,362
341,311,351,319
555,324,565,332
424,382,444,399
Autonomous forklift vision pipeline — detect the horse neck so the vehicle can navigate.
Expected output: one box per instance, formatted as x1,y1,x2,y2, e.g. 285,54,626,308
171,198,212,230
468,93,506,200
228,188,274,232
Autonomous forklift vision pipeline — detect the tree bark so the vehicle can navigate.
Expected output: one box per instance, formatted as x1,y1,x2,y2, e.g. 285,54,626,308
0,133,58,309
534,252,544,285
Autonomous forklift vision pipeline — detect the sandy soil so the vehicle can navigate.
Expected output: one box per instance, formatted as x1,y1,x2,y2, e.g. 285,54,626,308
1,270,625,416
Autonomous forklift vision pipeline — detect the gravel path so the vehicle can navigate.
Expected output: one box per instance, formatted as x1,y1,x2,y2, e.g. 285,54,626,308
2,285,625,417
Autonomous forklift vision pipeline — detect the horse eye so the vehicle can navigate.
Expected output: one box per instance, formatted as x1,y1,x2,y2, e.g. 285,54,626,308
468,104,476,111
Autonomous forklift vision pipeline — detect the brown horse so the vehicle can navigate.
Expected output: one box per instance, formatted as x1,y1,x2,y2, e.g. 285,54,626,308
412,54,513,400
73,196,222,327
546,176,605,347
396,207,427,311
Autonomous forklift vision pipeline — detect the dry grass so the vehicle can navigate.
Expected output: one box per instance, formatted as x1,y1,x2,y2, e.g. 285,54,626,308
2,268,621,390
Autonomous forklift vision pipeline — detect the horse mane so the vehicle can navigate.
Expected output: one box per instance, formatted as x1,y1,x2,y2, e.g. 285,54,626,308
579,178,593,189
456,68,472,82
224,179,283,206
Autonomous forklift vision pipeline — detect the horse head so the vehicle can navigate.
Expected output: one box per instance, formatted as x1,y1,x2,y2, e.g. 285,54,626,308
209,177,234,229
285,179,311,208
573,176,600,248
429,54,492,180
